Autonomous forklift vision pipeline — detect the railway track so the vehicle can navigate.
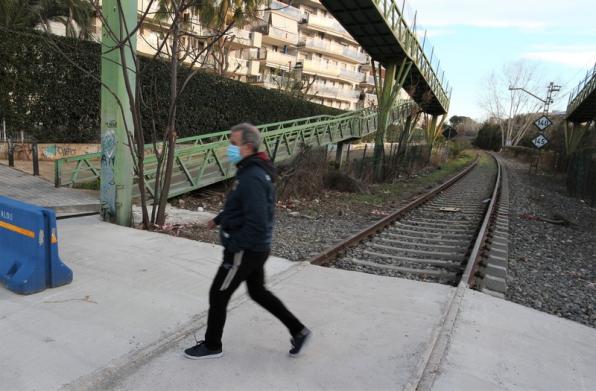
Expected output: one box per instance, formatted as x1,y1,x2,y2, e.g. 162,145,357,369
310,152,503,288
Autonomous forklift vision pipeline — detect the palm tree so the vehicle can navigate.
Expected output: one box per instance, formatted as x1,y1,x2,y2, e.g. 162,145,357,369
0,0,94,39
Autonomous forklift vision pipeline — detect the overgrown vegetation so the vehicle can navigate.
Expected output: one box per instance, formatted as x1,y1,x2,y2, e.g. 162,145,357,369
346,150,476,206
275,141,473,206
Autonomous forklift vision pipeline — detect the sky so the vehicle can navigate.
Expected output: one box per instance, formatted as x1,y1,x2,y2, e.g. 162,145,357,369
406,0,596,121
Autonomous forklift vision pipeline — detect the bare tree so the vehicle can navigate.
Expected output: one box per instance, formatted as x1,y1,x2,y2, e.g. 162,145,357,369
480,61,543,147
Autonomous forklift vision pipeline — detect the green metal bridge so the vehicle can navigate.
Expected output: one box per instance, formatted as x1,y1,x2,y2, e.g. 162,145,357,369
566,62,596,123
320,0,451,115
55,100,416,199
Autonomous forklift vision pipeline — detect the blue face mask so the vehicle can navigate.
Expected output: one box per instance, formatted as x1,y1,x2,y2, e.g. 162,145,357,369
227,145,242,164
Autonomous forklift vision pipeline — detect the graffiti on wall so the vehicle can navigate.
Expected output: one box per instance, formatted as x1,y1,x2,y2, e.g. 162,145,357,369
100,126,117,221
42,145,78,159
0,143,100,161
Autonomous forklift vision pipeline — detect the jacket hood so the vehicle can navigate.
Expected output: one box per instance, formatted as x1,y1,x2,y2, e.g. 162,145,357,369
237,151,276,181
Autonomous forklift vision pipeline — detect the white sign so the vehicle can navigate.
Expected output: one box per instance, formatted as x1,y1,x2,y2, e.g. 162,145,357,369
532,134,549,149
534,115,553,131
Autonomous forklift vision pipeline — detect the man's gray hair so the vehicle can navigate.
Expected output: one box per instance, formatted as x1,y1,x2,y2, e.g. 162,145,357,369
231,123,261,152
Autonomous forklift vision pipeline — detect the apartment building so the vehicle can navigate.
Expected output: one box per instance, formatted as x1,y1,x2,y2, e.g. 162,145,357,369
91,1,377,110
253,0,376,110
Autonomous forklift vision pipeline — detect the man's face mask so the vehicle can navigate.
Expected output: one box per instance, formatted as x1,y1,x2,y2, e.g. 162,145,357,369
227,144,242,164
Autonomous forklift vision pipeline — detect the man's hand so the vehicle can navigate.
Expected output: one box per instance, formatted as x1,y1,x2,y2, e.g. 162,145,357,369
207,219,217,229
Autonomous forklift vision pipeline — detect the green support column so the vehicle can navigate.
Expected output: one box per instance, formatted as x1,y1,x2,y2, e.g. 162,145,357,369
100,0,136,226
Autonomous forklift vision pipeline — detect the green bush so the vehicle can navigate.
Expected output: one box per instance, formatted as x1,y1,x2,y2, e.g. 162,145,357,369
0,30,342,143
447,139,471,158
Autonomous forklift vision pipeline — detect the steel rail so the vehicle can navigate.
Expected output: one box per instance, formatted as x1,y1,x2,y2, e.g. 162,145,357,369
460,153,502,288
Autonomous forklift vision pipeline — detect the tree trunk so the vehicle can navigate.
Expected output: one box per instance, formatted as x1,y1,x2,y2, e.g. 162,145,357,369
155,9,181,226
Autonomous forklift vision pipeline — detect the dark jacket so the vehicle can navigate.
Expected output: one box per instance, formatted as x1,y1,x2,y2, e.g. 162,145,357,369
213,152,276,253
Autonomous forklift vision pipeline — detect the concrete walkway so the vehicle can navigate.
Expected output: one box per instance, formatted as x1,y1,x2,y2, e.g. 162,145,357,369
0,164,98,215
1,216,595,391
432,289,596,391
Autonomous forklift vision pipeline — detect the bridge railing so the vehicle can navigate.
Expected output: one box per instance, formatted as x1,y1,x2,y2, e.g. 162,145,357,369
54,100,417,198
567,62,596,118
373,0,450,111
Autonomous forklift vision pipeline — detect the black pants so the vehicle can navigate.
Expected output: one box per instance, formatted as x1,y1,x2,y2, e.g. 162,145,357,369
204,249,304,350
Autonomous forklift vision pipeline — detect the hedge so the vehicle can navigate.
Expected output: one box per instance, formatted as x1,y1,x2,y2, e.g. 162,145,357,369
0,29,342,143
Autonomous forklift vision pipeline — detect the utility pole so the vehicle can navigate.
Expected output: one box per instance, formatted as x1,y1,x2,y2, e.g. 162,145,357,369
543,82,561,114
100,0,136,226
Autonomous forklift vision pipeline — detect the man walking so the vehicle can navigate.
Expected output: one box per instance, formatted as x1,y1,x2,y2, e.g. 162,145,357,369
184,123,310,360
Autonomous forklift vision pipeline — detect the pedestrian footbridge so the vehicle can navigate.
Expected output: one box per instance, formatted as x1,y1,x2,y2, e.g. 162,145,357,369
566,62,596,123
321,0,450,115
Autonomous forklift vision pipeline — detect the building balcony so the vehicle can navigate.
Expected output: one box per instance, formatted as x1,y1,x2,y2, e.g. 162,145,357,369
302,13,356,43
227,28,261,48
261,49,297,71
310,85,360,101
302,59,340,78
304,38,334,53
336,88,361,100
342,47,367,63
300,38,365,63
258,24,299,46
269,0,304,21
338,68,365,83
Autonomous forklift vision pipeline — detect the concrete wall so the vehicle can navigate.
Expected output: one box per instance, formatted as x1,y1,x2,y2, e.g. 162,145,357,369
0,143,100,161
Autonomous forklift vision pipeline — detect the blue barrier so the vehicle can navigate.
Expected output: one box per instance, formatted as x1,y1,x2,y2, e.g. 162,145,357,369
0,196,73,294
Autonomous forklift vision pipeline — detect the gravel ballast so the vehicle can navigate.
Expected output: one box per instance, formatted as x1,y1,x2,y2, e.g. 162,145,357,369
503,156,596,328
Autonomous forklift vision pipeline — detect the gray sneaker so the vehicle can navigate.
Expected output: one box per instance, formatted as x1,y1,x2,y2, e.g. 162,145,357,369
184,341,223,360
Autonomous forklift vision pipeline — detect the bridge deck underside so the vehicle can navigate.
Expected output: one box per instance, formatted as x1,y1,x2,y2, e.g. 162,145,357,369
567,90,596,123
321,0,446,115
